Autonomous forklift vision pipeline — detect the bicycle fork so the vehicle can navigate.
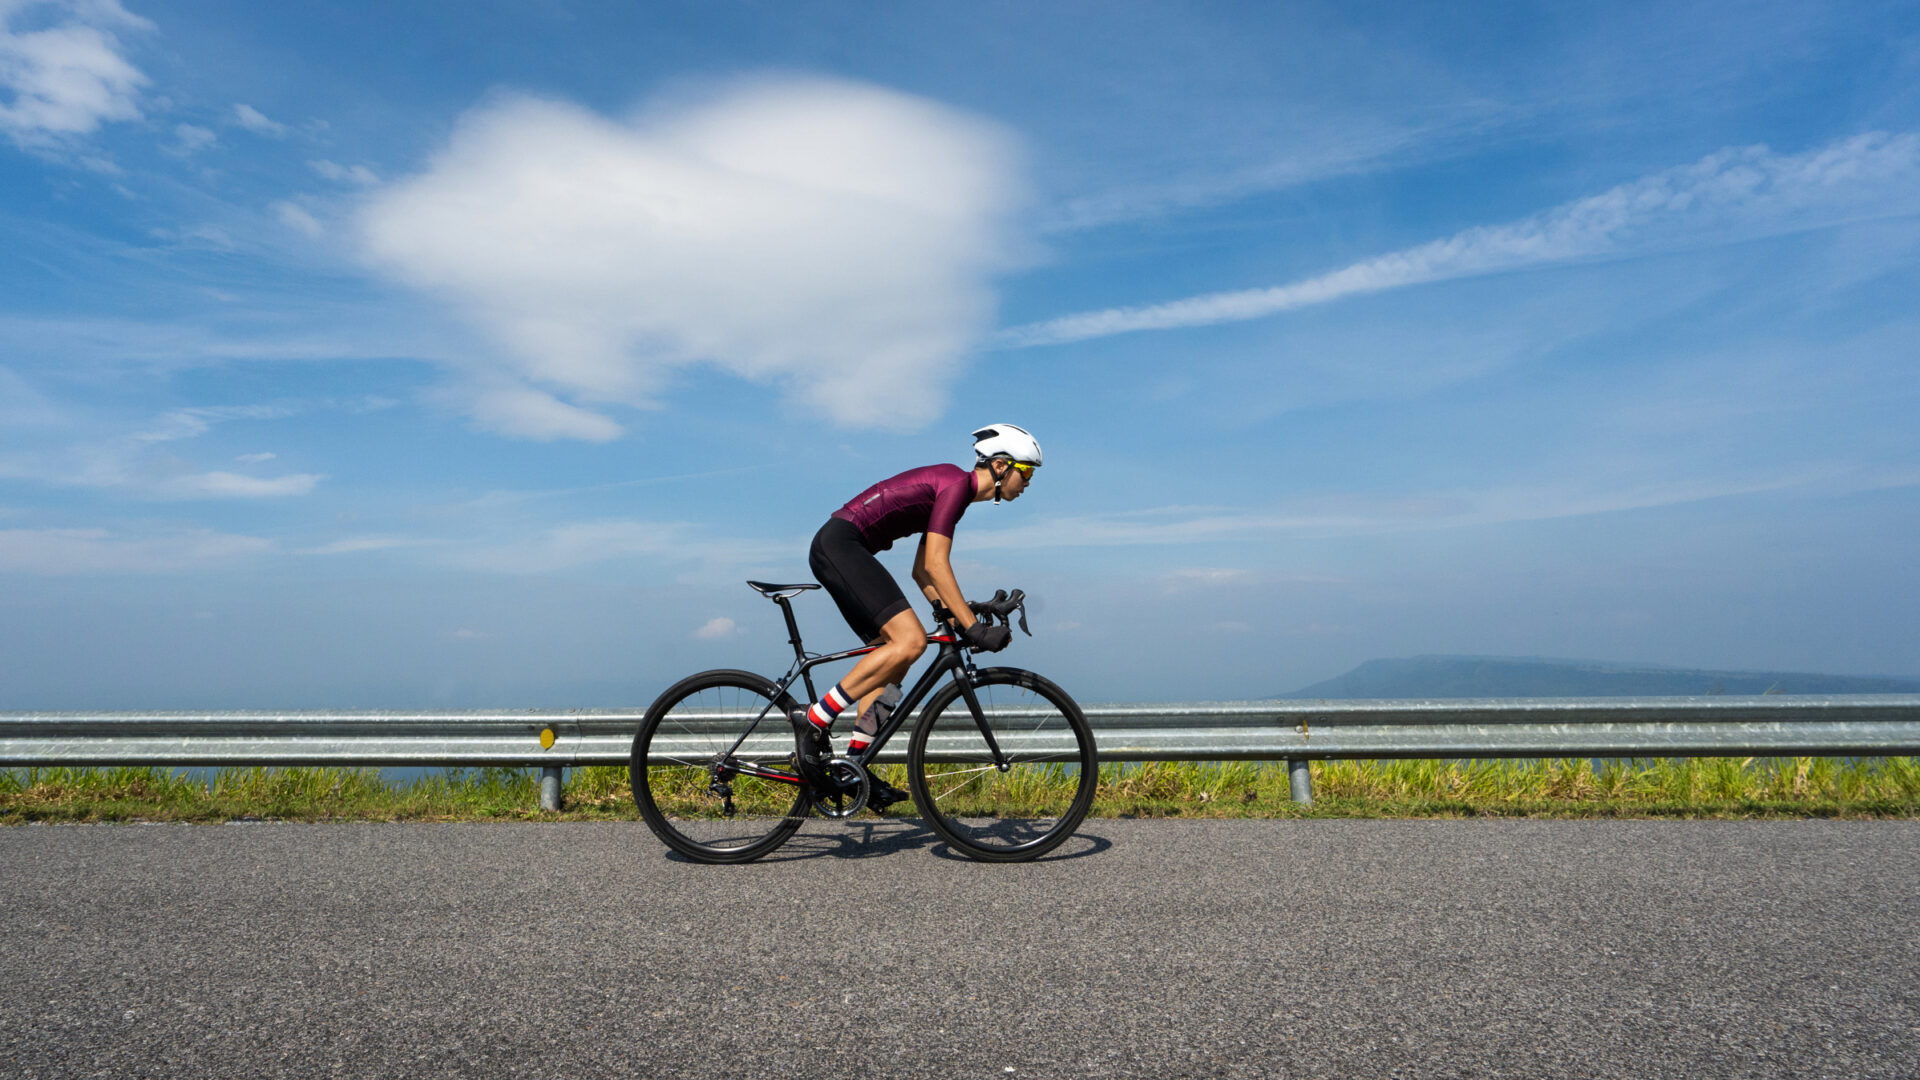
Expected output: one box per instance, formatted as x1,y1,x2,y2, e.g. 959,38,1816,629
952,658,1012,773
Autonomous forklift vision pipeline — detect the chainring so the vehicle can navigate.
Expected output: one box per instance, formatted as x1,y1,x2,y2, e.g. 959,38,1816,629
811,757,870,818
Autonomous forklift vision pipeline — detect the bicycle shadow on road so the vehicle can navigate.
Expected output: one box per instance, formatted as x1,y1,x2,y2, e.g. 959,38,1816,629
665,817,1113,864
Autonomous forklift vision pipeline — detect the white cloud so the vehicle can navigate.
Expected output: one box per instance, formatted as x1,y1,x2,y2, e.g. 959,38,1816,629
1002,132,1920,346
172,121,213,152
454,518,788,575
308,158,377,185
0,403,321,499
969,472,1829,550
693,616,737,640
0,0,151,146
0,526,270,574
459,379,622,443
131,405,290,444
300,535,434,555
1041,112,1475,233
272,200,323,238
1163,567,1252,586
152,223,235,249
360,77,1026,440
0,365,61,427
232,102,284,136
235,451,276,463
155,471,323,498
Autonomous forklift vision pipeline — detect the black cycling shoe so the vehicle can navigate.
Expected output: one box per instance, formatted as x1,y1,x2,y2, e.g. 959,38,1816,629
866,772,907,814
789,709,833,786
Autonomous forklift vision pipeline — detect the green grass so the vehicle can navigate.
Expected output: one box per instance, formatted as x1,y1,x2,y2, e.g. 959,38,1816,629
1090,756,1920,818
4,757,1917,823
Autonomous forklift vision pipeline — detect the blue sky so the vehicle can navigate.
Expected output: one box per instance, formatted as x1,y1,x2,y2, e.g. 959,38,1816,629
3,0,1918,707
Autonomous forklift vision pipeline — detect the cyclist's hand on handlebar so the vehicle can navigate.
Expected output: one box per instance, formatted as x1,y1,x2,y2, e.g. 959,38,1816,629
962,620,1012,653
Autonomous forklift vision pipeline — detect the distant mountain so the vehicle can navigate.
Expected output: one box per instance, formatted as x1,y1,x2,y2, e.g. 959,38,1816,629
1285,656,1920,699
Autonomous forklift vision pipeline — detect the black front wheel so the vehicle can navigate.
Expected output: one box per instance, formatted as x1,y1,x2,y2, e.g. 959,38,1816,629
630,669,809,863
907,667,1098,862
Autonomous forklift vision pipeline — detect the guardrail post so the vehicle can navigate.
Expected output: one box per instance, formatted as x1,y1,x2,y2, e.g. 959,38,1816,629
539,766,562,812
1288,759,1312,805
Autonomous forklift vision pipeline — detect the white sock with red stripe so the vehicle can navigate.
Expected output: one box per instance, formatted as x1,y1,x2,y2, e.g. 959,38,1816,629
804,681,855,731
848,682,900,755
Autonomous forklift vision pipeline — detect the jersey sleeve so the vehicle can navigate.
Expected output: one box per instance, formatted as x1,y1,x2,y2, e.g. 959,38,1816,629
925,468,973,539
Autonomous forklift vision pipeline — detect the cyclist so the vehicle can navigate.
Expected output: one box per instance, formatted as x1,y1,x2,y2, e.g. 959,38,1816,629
792,424,1041,802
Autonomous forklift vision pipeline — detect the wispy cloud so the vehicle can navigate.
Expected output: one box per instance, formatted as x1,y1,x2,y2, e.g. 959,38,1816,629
299,535,439,555
1163,567,1253,586
970,472,1833,551
0,0,152,148
308,158,377,185
0,402,323,499
171,122,215,153
0,364,63,427
1040,110,1487,233
359,77,1027,440
0,526,270,574
232,103,284,136
453,519,789,576
693,616,737,640
455,462,774,510
0,311,456,371
130,405,294,443
272,200,323,238
154,471,322,498
1001,132,1920,347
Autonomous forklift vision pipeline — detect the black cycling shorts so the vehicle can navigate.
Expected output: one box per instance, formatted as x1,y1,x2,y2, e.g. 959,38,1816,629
809,517,911,644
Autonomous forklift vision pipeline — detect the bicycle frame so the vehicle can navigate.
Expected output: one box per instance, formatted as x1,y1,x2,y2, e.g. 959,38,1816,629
714,593,1006,787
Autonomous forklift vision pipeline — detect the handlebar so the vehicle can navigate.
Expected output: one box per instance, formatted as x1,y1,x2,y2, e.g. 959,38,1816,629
931,588,1030,638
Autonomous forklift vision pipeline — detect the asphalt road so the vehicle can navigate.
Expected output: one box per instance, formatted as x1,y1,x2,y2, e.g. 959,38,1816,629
1,818,1915,1079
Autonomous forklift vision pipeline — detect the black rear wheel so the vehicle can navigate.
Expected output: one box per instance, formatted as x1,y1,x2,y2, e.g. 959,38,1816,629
907,667,1097,862
630,669,808,863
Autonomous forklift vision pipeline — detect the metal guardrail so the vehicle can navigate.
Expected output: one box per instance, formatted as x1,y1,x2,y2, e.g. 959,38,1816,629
5,696,1918,808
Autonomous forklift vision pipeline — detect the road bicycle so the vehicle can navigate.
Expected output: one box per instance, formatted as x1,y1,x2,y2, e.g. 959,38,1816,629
629,581,1098,864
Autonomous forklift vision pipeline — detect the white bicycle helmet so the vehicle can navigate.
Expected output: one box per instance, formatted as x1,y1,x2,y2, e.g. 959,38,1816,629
972,423,1042,467
972,424,1041,503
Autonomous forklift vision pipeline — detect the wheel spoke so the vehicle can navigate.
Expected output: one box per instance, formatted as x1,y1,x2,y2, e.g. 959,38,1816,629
909,670,1096,861
631,674,808,862
932,766,998,801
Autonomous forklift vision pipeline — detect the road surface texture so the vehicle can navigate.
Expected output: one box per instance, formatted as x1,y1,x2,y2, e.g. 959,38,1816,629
2,819,1915,1079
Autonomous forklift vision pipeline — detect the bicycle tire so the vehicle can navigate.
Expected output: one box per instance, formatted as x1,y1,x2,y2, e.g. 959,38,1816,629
907,666,1098,862
630,668,809,863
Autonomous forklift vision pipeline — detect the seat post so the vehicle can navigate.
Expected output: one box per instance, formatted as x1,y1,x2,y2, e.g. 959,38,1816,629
777,597,805,660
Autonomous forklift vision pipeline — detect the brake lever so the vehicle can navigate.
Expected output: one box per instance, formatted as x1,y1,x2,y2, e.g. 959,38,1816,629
1009,588,1030,636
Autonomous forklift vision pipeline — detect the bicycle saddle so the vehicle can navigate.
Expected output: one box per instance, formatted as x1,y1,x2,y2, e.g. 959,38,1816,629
746,580,821,599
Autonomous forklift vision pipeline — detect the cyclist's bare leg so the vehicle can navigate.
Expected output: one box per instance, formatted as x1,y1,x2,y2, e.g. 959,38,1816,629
854,652,913,718
833,608,926,709
794,609,923,749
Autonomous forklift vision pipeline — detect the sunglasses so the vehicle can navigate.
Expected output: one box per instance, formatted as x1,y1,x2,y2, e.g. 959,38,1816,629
1009,462,1036,479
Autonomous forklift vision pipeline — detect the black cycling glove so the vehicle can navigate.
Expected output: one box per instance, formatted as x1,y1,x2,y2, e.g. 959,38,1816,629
962,620,1012,653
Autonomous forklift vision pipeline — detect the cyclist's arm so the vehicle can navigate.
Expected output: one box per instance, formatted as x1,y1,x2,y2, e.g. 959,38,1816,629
913,533,974,629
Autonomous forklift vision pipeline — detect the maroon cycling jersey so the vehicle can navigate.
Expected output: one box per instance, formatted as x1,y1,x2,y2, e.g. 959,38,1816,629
830,464,975,552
